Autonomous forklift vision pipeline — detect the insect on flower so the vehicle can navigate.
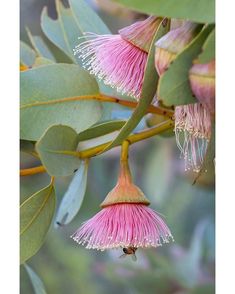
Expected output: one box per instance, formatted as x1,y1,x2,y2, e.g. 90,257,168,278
119,247,138,261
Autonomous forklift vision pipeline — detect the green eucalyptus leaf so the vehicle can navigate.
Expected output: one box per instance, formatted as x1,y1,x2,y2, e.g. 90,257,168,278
24,264,47,294
197,29,215,63
55,160,88,227
114,0,215,24
41,1,83,62
77,120,126,141
20,173,51,204
158,25,214,106
20,63,102,140
102,18,169,151
26,28,56,61
69,0,110,34
20,183,56,263
20,41,36,67
36,125,80,177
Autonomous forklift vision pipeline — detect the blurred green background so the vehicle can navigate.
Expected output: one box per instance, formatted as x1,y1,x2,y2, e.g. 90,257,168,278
20,1,215,293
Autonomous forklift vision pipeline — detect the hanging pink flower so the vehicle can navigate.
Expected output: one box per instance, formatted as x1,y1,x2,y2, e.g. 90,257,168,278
174,103,212,172
74,16,160,99
72,160,173,251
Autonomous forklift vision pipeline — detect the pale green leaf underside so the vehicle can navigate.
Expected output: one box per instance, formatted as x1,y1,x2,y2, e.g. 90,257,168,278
24,264,47,294
55,160,88,226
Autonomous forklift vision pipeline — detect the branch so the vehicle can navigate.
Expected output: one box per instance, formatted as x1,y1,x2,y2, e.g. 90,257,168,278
20,165,46,176
20,120,173,176
21,93,174,119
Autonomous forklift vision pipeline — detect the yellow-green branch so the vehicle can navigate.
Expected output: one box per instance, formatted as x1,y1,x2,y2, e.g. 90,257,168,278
20,120,173,176
21,93,173,119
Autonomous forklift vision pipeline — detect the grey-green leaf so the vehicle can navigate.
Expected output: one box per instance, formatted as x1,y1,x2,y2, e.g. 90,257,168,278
36,125,80,177
20,183,56,264
55,160,88,227
158,25,214,106
26,28,56,61
41,1,83,62
20,41,36,67
20,63,102,140
102,18,169,151
24,264,47,294
114,0,215,24
77,120,126,141
69,0,110,35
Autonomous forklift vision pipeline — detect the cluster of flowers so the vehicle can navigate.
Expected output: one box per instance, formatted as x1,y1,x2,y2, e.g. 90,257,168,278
71,17,215,255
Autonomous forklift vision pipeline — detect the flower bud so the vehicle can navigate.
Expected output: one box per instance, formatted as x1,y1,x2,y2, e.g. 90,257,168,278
189,60,215,114
155,22,199,76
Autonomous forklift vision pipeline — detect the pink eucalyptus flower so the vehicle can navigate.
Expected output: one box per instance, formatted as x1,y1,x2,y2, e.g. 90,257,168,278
72,160,173,251
74,16,160,99
174,103,212,172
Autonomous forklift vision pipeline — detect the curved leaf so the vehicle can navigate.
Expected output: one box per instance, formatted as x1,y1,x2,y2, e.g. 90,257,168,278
114,0,215,24
41,1,83,62
20,183,56,263
20,63,102,140
24,264,47,294
20,41,36,67
197,28,215,63
55,160,88,227
69,0,110,34
36,125,80,177
77,120,126,141
26,28,55,61
101,18,169,151
158,25,214,106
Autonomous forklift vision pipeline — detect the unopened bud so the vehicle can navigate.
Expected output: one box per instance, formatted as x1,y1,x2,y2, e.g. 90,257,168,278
155,22,199,76
189,60,215,114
